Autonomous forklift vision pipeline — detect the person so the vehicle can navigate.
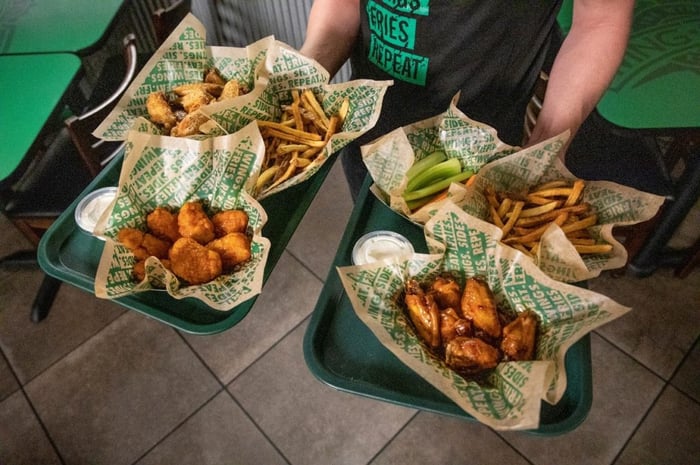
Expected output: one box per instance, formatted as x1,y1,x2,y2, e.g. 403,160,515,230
300,0,634,200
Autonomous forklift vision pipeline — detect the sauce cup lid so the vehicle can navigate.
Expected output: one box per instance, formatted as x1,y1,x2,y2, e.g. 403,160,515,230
74,187,118,239
352,230,414,266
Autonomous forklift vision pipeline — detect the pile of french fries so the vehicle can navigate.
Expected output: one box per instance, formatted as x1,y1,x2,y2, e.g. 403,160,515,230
484,179,613,258
254,89,349,196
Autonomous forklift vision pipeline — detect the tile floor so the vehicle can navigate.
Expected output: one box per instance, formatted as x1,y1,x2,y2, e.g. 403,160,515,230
1,161,698,465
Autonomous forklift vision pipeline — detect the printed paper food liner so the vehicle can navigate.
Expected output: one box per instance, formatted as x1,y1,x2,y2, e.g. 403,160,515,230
93,13,269,141
94,13,391,199
92,122,270,311
460,136,666,282
337,202,631,430
361,95,665,282
362,93,518,224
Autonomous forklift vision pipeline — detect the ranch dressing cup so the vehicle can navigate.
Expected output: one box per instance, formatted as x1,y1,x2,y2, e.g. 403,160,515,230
74,187,118,240
352,231,414,266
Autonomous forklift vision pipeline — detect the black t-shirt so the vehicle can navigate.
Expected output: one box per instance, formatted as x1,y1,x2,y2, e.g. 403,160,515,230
351,0,562,145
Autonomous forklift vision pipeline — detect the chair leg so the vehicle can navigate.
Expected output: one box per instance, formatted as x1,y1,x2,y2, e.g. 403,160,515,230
30,275,62,323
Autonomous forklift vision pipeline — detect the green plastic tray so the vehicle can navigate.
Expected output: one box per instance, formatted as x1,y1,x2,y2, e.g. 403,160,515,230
38,152,337,334
303,179,592,435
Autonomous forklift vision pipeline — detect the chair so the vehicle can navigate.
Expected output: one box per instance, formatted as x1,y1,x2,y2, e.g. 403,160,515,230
66,34,138,177
152,0,192,45
0,34,138,323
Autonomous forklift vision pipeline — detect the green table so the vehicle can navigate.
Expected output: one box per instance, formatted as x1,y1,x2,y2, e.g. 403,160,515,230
0,53,82,184
0,0,125,55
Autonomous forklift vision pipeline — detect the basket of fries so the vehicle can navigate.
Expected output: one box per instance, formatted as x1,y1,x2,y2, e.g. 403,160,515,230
361,95,665,283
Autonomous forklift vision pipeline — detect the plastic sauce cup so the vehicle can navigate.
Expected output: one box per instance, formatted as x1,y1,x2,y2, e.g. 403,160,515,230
351,231,414,266
74,187,118,240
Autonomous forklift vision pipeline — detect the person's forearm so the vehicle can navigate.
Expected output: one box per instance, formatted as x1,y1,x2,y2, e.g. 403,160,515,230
300,0,360,77
528,0,634,150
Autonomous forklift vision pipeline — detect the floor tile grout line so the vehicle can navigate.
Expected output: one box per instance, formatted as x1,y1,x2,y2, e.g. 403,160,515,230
591,329,691,384
128,387,226,465
221,387,294,465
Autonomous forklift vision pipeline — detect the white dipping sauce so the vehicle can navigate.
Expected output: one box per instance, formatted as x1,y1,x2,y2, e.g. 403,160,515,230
352,231,414,266
75,187,117,238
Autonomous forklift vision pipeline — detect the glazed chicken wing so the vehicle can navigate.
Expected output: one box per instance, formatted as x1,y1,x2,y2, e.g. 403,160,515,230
404,279,441,350
439,308,472,345
461,277,502,340
146,91,177,131
445,336,501,375
170,112,211,137
178,201,215,244
168,237,222,284
430,274,462,311
147,207,180,242
207,232,251,271
501,310,538,361
211,209,248,237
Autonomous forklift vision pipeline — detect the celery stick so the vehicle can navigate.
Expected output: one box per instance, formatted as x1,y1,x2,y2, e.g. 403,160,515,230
406,158,462,192
405,150,446,182
403,170,474,201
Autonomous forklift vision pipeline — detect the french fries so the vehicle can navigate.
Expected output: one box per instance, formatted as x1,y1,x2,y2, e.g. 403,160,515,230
485,180,613,258
254,89,349,196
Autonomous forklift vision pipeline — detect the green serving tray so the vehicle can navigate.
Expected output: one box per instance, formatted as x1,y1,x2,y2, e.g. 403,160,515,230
303,178,592,435
38,151,338,335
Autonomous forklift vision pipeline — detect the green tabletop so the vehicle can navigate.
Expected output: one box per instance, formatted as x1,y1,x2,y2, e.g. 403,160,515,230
559,0,700,130
0,0,125,54
0,53,82,182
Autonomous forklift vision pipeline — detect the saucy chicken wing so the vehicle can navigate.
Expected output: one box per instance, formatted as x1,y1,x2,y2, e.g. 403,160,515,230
430,274,462,311
178,201,215,244
168,237,222,285
501,310,538,361
439,307,472,345
404,279,441,350
146,91,177,131
445,336,501,375
461,277,502,340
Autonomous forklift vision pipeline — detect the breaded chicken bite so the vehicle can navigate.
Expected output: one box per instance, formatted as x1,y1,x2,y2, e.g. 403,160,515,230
211,209,248,237
178,201,215,244
207,232,251,271
169,237,222,284
147,207,180,242
117,228,170,260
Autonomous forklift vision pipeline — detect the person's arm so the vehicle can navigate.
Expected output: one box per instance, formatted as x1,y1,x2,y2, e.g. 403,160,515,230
527,0,634,152
300,0,360,77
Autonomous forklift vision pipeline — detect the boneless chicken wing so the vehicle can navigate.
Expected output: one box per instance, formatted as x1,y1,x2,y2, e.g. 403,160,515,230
207,232,252,271
117,228,170,260
178,201,215,244
147,207,180,242
211,209,248,237
169,237,222,285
